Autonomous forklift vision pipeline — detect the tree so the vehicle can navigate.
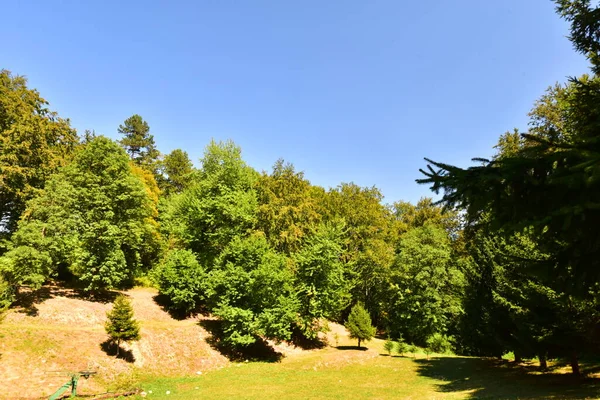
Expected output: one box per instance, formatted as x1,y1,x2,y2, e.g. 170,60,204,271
118,114,160,171
417,1,600,374
294,222,351,338
159,149,194,195
345,303,376,348
386,224,464,345
255,159,322,254
0,137,160,295
0,70,78,235
320,183,395,328
153,249,206,314
162,140,258,265
105,294,141,357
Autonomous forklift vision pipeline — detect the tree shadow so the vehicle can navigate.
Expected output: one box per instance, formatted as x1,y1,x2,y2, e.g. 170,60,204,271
100,340,136,363
12,283,119,316
336,346,369,351
198,319,283,362
414,356,600,399
286,325,327,350
151,294,209,321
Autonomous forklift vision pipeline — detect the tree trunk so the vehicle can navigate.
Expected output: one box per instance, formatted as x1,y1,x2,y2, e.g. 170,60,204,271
514,351,523,363
570,352,580,376
539,354,547,370
116,339,120,357
358,338,361,349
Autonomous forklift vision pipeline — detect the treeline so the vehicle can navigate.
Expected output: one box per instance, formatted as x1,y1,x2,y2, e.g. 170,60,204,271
0,78,465,350
1,0,599,375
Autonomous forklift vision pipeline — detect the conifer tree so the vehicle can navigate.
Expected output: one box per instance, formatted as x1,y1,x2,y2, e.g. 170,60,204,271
345,303,376,348
105,295,141,356
118,114,160,171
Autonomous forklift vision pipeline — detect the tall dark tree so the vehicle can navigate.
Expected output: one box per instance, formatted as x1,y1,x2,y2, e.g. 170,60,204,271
418,1,600,374
118,114,160,171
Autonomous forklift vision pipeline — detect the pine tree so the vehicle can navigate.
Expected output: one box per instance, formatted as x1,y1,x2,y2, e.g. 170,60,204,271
345,303,376,348
118,114,160,170
105,295,141,356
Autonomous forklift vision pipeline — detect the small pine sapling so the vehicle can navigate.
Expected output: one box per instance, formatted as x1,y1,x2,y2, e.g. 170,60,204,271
383,338,396,355
344,303,376,349
105,294,141,357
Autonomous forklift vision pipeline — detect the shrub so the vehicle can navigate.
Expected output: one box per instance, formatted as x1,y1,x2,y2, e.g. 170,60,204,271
383,338,396,355
153,249,206,313
426,333,454,354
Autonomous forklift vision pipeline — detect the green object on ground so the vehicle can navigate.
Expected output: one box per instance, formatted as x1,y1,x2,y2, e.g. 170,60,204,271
48,371,96,400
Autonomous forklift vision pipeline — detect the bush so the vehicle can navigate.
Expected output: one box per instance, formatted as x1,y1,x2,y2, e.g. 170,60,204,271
396,340,408,356
383,338,396,355
426,333,454,354
153,249,206,313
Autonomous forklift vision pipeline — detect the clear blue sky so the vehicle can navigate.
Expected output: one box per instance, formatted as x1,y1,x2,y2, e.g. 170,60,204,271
2,0,590,204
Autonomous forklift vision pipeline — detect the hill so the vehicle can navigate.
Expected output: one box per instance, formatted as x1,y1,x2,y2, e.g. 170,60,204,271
2,285,600,400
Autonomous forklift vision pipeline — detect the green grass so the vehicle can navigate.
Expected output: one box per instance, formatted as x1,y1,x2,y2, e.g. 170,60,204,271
129,348,600,400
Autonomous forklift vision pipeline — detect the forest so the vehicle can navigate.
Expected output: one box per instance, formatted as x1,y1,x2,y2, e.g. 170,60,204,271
1,0,600,381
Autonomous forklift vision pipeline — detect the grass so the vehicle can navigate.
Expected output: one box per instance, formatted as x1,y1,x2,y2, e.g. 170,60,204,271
131,343,600,400
4,285,600,400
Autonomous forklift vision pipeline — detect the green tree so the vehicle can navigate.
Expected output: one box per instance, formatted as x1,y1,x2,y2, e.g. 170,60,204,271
0,70,78,235
208,234,298,347
153,249,206,314
294,222,351,338
387,224,464,345
0,137,160,294
321,183,395,327
256,159,322,254
159,149,194,195
105,294,141,357
118,114,160,171
163,140,258,265
345,303,376,348
418,1,600,374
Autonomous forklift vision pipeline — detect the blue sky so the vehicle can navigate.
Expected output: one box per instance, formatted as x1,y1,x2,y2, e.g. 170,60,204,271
2,0,590,203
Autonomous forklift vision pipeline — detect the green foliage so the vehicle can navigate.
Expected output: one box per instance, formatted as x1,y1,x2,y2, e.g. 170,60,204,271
159,149,194,195
321,183,395,326
387,223,464,345
383,338,396,355
153,249,206,314
105,294,141,354
0,70,78,234
256,159,321,254
164,140,258,265
208,234,298,347
345,303,376,348
294,222,351,338
118,114,160,171
0,137,160,292
426,333,453,354
396,340,408,356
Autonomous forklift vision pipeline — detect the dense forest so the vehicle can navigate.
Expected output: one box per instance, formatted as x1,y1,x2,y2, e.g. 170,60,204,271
1,0,599,377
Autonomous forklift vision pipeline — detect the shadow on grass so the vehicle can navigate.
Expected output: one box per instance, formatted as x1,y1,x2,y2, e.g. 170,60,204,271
152,294,210,321
199,319,283,363
13,283,119,316
288,326,327,350
336,345,369,351
100,340,136,363
414,357,600,399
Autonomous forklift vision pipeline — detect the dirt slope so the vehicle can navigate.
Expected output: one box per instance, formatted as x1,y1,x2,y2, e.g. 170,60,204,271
0,286,228,399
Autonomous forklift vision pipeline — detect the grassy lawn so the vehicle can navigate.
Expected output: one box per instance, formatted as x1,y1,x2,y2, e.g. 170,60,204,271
133,348,600,400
